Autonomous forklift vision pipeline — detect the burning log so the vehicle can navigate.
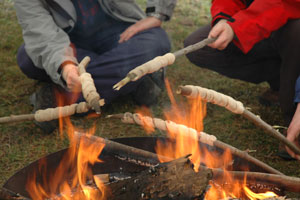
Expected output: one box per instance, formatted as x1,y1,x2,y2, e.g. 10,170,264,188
176,85,300,156
102,155,212,199
3,134,300,199
2,156,211,200
113,37,216,90
107,112,283,175
76,133,300,194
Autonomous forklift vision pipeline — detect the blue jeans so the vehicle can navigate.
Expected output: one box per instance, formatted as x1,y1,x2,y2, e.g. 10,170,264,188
17,27,171,105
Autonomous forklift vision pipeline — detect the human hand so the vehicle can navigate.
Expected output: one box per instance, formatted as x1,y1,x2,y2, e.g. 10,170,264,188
61,63,82,92
208,19,234,50
286,103,300,160
119,17,162,43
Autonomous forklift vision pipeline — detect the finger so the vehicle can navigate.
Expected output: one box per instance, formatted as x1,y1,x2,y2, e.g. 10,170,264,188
119,31,128,43
208,32,226,49
119,27,135,43
123,30,136,42
209,24,224,39
122,28,138,42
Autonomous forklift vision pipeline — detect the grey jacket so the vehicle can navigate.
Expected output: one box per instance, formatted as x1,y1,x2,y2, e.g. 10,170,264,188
14,0,176,88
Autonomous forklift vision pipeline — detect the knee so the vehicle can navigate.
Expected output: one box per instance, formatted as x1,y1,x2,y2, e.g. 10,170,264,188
17,44,34,75
184,25,211,63
16,44,50,81
149,27,171,55
184,33,195,48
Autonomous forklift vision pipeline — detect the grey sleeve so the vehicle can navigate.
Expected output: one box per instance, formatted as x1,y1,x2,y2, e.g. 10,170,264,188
146,0,177,21
14,0,78,89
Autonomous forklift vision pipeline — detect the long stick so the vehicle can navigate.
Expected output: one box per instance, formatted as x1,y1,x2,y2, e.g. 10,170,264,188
197,166,300,193
107,113,283,175
177,85,300,156
0,114,35,123
0,101,103,124
75,132,172,166
113,38,216,90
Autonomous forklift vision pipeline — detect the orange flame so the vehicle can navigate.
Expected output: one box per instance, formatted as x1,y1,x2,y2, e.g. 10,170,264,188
244,186,277,199
154,79,206,169
137,79,279,199
26,93,106,200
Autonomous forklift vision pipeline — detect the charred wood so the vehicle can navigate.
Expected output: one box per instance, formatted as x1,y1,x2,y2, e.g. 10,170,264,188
103,156,212,199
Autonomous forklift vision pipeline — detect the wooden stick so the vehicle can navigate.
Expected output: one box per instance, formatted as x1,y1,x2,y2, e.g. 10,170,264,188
113,37,216,90
107,113,283,175
0,114,34,124
78,56,102,114
74,132,172,166
0,101,103,124
173,37,216,57
177,85,300,156
203,166,300,193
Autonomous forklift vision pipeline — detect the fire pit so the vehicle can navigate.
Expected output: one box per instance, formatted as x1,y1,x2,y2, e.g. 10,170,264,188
2,136,290,199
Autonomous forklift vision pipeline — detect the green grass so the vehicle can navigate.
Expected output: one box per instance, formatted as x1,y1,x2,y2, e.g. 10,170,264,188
1,0,300,198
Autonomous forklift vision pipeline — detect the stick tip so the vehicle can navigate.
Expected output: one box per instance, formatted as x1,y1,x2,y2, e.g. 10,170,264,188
113,77,131,91
176,85,184,94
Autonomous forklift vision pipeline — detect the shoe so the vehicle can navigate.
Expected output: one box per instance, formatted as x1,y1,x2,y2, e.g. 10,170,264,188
133,75,162,107
30,83,58,134
276,150,297,161
259,89,279,106
276,130,297,161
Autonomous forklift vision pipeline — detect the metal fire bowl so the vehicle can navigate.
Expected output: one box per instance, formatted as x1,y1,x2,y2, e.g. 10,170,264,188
3,136,283,198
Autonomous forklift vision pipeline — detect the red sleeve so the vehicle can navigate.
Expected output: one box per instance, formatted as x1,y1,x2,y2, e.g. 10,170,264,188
211,0,300,54
211,0,246,25
228,0,290,53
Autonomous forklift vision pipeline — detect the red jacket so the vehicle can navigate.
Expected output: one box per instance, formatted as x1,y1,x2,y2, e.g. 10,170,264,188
211,0,300,53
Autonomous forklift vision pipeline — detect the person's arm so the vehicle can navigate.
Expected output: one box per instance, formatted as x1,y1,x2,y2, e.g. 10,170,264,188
119,17,162,43
286,76,300,160
119,0,177,43
211,0,246,26
14,0,80,91
228,0,300,53
210,0,300,53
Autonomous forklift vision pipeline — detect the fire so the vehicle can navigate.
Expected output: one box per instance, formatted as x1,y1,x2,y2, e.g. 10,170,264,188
26,94,107,200
244,186,278,199
137,79,279,199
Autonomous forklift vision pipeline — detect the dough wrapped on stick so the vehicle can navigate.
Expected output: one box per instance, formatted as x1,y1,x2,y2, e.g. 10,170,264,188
113,38,216,91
